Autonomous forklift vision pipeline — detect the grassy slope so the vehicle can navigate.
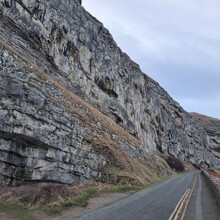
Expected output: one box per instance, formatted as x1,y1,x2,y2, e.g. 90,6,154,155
207,168,220,180
190,112,220,122
0,184,149,219
0,201,35,220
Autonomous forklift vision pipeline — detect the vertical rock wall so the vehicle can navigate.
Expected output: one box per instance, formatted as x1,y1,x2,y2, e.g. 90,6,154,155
191,113,220,149
1,45,171,185
0,0,220,185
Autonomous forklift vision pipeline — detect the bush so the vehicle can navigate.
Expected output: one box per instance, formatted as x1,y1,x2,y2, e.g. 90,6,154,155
163,156,185,172
0,183,75,206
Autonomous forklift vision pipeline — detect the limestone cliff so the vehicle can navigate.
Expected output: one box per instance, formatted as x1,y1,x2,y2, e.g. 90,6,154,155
190,113,220,150
0,0,219,185
1,44,172,185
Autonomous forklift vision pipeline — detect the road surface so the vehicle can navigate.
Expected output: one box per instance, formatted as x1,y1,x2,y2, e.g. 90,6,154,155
184,172,220,219
70,172,220,220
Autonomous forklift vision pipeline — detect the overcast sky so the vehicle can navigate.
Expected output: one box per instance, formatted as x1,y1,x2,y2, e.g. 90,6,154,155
82,0,220,119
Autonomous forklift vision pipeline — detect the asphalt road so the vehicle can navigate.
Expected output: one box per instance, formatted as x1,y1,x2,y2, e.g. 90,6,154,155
70,172,216,220
184,172,220,220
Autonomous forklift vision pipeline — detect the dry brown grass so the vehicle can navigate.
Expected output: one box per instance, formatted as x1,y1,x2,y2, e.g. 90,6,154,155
211,150,220,159
0,183,109,206
0,184,75,206
0,182,145,210
182,161,197,171
190,112,220,121
207,168,220,180
85,134,172,185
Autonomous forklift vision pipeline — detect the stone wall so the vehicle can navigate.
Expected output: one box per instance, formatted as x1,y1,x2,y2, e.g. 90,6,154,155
202,169,220,208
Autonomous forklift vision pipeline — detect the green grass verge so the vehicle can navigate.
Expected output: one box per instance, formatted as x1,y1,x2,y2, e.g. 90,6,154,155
47,184,149,213
0,184,150,217
99,185,146,193
0,200,35,220
39,188,97,215
63,188,97,208
63,184,148,208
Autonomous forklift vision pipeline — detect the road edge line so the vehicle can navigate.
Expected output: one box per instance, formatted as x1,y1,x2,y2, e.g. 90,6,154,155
168,189,189,220
168,174,197,220
180,174,197,220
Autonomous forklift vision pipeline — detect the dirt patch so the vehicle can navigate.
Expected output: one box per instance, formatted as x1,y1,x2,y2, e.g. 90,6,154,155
33,192,131,220
190,112,220,121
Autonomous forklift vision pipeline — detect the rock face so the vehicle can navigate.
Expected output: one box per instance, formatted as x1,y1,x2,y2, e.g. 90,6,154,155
0,45,172,185
0,0,220,185
190,113,220,149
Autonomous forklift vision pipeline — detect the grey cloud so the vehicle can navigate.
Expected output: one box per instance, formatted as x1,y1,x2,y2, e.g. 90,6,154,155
83,0,220,118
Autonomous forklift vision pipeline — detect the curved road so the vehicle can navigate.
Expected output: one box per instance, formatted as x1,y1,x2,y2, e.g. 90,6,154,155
70,172,220,220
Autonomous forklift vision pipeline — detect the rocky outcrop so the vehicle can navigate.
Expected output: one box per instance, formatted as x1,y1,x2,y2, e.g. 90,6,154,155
190,113,220,149
0,45,172,185
0,0,220,185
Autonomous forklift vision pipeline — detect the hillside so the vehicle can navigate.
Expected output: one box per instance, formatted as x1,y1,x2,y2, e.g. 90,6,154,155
0,0,220,185
190,112,220,159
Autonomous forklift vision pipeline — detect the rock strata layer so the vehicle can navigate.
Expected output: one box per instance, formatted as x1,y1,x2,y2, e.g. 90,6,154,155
0,45,172,185
0,0,220,185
